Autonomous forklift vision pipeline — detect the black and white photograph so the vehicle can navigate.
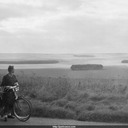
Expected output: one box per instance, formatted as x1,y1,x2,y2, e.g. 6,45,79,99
0,0,128,127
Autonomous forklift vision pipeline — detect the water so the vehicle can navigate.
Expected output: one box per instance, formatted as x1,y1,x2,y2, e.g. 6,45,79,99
0,53,128,69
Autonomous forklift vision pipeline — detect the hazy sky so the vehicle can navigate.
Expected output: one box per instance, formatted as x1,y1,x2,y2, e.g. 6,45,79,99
0,0,128,53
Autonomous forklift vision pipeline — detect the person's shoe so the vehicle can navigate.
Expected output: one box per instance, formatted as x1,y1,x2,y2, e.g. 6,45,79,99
1,114,3,118
8,115,15,119
3,115,7,122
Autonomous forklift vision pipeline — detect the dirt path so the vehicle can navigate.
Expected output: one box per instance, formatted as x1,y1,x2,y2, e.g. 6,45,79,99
0,117,127,126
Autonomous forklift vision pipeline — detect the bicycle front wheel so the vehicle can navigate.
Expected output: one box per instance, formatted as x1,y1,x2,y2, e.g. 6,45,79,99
13,96,32,122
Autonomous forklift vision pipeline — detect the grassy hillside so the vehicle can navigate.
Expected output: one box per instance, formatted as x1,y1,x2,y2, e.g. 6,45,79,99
0,67,128,123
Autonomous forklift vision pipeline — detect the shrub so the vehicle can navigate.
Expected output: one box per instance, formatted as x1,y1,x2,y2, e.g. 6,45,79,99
106,96,126,103
77,111,128,123
64,101,78,111
38,91,58,102
47,107,76,119
29,90,38,99
77,92,90,103
31,99,76,119
30,99,51,117
51,99,69,107
65,89,79,101
108,105,118,111
76,104,95,113
89,95,106,102
32,105,76,119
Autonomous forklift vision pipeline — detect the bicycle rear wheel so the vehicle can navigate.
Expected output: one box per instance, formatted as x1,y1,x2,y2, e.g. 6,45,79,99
13,96,32,122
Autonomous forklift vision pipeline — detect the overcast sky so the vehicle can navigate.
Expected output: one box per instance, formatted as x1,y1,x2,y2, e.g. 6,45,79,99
0,0,128,53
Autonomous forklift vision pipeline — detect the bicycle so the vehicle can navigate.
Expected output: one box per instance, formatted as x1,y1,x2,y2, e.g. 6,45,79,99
0,84,32,122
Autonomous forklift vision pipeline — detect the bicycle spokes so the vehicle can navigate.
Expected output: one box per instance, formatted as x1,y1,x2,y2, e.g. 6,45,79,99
13,97,31,122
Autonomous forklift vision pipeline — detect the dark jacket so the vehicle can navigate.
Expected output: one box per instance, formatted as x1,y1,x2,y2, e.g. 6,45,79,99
1,74,18,87
0,74,18,114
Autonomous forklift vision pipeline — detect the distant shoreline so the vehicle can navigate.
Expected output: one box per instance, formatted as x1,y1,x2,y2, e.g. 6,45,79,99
0,64,127,69
74,54,95,57
0,60,59,64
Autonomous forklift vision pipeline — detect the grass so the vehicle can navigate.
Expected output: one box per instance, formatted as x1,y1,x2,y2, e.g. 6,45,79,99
31,99,76,119
77,111,128,123
1,67,128,123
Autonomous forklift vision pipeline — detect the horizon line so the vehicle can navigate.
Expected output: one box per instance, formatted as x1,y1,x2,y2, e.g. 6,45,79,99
0,52,128,54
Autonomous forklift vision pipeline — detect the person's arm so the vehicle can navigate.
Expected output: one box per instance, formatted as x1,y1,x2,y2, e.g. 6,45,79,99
0,76,6,91
1,76,6,87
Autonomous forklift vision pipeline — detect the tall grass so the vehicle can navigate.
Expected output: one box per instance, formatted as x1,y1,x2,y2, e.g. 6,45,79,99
0,71,128,123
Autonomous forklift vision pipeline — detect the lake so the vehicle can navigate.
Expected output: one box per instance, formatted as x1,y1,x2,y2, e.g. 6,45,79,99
0,53,128,69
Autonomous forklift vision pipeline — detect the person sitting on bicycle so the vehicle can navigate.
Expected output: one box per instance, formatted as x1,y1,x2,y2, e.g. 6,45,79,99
1,65,19,121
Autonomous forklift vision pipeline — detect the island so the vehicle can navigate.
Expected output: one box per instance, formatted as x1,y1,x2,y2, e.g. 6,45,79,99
71,64,103,70
74,54,95,57
121,60,128,63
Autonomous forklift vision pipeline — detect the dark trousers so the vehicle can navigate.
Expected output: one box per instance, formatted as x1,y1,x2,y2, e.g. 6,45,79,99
2,90,15,115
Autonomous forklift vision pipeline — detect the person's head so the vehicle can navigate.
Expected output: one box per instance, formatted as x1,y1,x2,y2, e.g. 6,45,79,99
8,65,14,74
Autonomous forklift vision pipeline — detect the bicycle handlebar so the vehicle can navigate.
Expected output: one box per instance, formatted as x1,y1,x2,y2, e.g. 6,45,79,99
6,85,19,89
